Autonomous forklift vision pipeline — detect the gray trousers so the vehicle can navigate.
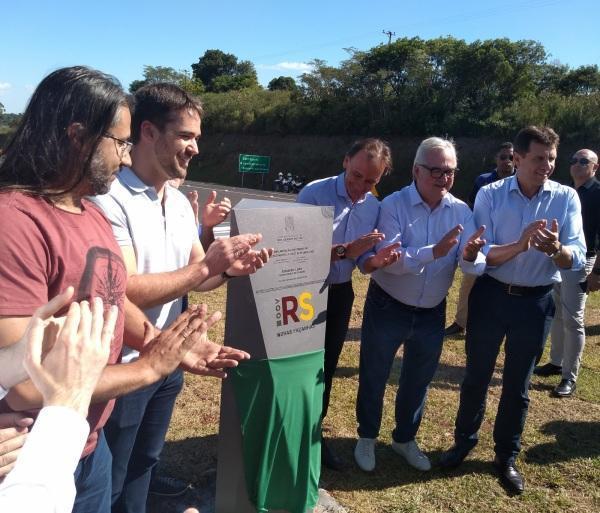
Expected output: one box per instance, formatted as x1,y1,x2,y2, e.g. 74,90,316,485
549,257,595,381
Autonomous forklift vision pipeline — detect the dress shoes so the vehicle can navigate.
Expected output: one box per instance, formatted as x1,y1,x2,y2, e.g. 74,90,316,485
533,362,562,377
444,322,465,337
494,456,524,494
321,440,345,471
553,378,576,397
438,443,473,468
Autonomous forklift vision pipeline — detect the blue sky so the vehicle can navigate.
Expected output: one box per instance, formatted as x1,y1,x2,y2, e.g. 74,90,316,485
1,0,598,113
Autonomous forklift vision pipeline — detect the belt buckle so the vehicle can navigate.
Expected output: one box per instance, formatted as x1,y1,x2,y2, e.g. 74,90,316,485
507,284,522,296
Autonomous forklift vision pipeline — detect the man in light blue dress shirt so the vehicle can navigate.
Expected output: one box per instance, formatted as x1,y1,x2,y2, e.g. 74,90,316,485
354,137,486,473
440,126,587,495
297,138,400,470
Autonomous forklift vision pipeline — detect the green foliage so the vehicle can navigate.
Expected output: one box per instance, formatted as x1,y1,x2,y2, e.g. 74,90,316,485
268,76,297,91
129,40,600,140
191,50,259,92
128,65,204,95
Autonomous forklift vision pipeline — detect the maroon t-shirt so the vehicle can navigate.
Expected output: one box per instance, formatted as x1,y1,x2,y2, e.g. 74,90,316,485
0,191,126,457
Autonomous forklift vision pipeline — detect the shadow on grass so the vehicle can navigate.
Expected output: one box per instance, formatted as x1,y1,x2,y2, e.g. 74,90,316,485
321,436,496,490
587,324,600,336
160,434,219,485
525,420,600,464
335,358,502,390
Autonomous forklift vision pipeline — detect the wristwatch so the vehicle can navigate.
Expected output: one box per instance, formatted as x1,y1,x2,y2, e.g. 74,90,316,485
334,244,347,260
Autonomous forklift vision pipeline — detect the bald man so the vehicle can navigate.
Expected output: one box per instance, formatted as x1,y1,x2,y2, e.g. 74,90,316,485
535,149,600,396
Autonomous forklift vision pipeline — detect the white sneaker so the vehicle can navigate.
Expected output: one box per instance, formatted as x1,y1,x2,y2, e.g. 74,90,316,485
354,437,376,472
391,440,431,471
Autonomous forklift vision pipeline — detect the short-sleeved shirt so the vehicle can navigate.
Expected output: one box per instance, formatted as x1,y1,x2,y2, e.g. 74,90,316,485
91,167,198,361
0,192,126,457
297,173,380,284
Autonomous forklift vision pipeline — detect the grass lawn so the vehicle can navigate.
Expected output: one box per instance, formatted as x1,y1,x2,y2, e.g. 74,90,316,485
162,270,600,513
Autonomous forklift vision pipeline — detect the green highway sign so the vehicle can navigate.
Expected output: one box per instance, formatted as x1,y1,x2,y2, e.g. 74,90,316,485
239,154,271,174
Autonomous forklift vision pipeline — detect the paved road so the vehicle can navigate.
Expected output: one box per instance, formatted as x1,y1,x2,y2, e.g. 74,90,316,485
179,180,298,238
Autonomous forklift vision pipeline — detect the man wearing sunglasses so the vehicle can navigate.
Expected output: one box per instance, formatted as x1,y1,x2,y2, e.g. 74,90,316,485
446,143,516,337
354,137,486,473
534,149,600,396
440,127,586,494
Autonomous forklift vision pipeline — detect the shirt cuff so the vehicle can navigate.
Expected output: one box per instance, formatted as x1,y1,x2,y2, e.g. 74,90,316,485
0,384,7,401
5,406,89,483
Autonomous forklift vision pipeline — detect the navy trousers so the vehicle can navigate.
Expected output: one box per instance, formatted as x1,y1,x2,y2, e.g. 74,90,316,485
105,369,184,513
455,275,554,463
356,280,446,443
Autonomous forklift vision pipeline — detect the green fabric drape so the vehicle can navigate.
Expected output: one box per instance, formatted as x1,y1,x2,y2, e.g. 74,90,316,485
230,349,324,513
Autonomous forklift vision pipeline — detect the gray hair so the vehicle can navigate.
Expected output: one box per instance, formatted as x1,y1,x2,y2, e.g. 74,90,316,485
413,137,456,170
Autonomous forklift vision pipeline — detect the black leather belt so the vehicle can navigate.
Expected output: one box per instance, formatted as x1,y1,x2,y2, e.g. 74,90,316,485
483,275,553,297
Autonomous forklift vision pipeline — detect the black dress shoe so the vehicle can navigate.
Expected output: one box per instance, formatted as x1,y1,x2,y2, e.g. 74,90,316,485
553,379,576,397
533,362,562,376
444,322,465,337
322,440,345,471
494,456,524,494
438,443,473,468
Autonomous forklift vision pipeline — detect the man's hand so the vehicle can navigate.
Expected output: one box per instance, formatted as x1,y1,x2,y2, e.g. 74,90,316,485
462,225,486,262
345,230,386,260
179,304,250,378
202,190,231,230
365,243,402,272
433,225,463,259
202,233,263,277
23,292,118,417
0,412,33,480
518,219,547,252
186,190,200,227
531,218,560,256
226,247,274,277
137,305,221,383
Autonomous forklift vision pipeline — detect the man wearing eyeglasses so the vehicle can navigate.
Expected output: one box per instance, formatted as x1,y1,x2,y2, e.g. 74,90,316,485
92,82,271,513
534,149,600,397
446,142,515,337
353,137,486,473
439,127,586,494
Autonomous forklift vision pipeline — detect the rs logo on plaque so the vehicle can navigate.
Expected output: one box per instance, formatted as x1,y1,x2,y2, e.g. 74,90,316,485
275,292,314,326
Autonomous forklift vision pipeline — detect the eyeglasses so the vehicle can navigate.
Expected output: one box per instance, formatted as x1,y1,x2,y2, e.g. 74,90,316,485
103,133,133,158
569,157,594,166
417,163,458,178
498,154,513,161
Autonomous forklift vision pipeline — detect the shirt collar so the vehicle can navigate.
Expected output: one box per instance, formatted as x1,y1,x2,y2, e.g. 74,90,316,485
509,174,551,198
409,181,452,209
118,167,158,199
580,177,598,190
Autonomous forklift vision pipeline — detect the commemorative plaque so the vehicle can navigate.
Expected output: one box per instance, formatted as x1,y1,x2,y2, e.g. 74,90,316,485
215,199,333,513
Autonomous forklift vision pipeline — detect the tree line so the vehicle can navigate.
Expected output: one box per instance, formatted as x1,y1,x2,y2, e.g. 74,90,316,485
129,37,600,141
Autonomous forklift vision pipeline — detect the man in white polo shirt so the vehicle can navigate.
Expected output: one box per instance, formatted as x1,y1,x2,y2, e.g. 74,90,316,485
92,82,271,513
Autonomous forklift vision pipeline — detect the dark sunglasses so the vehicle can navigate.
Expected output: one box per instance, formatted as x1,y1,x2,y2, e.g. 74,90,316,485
498,154,513,161
569,157,593,166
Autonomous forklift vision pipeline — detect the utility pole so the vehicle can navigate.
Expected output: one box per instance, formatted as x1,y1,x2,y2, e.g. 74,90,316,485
382,29,396,45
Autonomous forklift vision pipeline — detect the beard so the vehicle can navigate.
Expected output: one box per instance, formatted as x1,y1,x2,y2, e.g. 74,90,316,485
87,150,117,196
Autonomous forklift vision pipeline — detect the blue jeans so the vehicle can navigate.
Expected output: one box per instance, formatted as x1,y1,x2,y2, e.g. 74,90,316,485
356,280,446,442
455,275,554,463
73,430,113,513
105,369,184,513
